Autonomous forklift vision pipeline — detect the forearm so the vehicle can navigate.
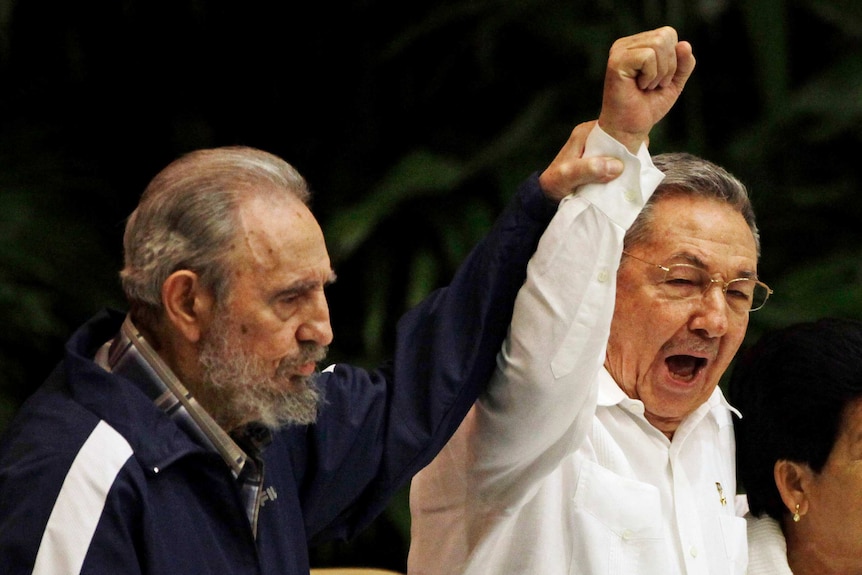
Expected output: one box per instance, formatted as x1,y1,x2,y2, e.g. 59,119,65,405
387,172,557,468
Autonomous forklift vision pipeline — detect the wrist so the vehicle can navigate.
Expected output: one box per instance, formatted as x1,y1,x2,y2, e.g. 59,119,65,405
596,120,648,155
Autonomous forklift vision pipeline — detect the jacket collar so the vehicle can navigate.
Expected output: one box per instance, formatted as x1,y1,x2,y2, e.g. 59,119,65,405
62,310,249,475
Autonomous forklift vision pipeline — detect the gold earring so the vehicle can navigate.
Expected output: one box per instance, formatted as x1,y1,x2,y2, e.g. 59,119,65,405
792,503,801,523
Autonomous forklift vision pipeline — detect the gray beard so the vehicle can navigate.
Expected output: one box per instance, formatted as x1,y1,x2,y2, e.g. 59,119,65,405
198,317,327,430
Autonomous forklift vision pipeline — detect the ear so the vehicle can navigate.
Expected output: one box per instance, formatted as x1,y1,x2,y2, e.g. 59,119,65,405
161,270,215,344
774,459,811,518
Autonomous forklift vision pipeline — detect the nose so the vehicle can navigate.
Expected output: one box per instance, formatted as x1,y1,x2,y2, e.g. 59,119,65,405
689,283,729,338
297,290,334,347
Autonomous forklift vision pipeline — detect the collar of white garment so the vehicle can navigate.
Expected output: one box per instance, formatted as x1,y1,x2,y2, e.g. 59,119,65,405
596,367,741,420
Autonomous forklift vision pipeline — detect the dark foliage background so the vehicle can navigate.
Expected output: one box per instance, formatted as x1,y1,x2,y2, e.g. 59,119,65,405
2,0,861,570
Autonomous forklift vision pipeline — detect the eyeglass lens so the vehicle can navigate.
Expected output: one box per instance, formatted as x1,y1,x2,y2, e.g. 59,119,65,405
662,264,769,312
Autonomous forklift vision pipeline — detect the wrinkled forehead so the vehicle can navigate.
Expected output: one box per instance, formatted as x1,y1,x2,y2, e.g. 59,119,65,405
642,195,758,269
234,193,327,271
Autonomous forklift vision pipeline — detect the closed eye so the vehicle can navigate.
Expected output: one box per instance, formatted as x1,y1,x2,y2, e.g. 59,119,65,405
725,281,754,302
666,277,698,286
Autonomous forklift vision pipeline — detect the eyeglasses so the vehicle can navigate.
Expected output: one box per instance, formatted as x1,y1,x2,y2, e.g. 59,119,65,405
622,251,773,313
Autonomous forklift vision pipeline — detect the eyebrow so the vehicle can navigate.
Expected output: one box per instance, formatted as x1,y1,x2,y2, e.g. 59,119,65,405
272,270,337,300
667,253,758,279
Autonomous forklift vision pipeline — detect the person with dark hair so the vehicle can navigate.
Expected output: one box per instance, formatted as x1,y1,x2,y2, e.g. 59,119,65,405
0,26,688,575
729,318,862,575
409,33,767,575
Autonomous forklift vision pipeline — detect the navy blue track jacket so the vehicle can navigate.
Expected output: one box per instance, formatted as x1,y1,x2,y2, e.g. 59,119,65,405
0,175,554,574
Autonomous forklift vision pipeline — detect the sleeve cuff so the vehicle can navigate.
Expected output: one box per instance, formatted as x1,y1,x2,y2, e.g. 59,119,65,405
575,125,665,230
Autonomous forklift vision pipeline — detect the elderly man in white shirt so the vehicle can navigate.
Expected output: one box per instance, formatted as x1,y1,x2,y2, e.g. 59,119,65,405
409,26,770,575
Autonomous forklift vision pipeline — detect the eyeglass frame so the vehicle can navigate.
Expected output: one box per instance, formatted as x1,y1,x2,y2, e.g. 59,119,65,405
621,251,774,313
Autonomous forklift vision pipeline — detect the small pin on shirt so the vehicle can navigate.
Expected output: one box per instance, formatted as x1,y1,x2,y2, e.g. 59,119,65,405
715,482,727,506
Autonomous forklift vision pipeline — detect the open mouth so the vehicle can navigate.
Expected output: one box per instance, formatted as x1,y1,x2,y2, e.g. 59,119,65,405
665,355,707,382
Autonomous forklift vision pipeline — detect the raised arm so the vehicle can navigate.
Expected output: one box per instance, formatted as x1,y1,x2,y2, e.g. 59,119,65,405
466,26,693,506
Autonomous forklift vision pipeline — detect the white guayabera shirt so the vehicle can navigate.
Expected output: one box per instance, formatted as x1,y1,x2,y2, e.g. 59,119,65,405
409,126,748,575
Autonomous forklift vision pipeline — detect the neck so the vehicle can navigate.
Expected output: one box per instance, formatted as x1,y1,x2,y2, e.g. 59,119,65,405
785,520,862,575
127,316,237,432
644,411,680,440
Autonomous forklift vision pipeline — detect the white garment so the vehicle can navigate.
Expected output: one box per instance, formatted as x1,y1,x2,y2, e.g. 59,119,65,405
745,514,793,575
408,126,747,575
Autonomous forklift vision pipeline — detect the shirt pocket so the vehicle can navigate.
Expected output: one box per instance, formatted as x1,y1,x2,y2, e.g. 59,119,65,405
718,514,748,574
573,459,662,538
571,460,670,574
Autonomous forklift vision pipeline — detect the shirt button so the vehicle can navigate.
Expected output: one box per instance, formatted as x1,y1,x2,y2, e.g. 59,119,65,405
689,546,698,558
597,269,609,283
621,529,633,541
623,188,638,203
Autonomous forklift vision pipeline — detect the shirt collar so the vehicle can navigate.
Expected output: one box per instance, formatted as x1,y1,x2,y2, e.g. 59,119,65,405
95,315,251,477
596,367,741,421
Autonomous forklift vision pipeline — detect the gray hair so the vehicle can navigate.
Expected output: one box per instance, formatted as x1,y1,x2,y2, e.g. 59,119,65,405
624,152,761,256
120,146,311,327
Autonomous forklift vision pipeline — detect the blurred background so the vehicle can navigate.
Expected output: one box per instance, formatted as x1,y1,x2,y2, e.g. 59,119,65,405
1,0,861,570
